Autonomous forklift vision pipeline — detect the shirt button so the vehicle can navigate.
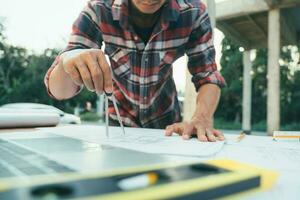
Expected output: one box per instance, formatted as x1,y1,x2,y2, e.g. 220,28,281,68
134,36,138,41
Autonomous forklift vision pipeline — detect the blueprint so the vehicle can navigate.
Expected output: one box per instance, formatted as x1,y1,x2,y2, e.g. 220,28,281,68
39,125,225,157
101,127,225,157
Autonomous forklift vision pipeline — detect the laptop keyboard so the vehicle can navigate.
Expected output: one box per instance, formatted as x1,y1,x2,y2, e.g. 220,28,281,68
0,139,75,178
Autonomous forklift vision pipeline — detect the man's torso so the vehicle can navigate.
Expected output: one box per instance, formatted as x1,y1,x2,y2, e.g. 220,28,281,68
91,0,203,128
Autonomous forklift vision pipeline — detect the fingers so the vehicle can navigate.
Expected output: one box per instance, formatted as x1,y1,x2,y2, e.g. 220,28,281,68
84,53,103,94
62,49,113,94
165,124,175,136
75,60,95,92
196,127,208,142
165,123,194,140
65,64,83,86
97,52,113,93
212,129,225,141
182,124,193,140
197,128,224,142
205,128,217,142
165,123,182,136
165,123,223,143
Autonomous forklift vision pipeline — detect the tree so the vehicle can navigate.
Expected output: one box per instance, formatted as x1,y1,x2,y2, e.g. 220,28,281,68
0,22,98,113
216,37,300,130
18,48,98,113
0,37,29,105
251,48,267,124
215,37,243,123
280,46,300,124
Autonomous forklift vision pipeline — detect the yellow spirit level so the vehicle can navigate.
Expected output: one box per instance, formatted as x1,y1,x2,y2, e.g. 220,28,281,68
0,159,278,200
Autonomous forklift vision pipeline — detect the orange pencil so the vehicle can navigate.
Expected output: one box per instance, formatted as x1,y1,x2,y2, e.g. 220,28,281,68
236,132,246,142
273,131,300,141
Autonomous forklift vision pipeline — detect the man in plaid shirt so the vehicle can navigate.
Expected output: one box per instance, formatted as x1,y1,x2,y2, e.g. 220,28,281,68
45,0,226,142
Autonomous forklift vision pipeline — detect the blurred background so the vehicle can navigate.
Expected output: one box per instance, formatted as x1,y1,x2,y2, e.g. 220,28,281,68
0,0,299,133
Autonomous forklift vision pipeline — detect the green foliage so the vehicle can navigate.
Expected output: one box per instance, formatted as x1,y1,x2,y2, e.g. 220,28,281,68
0,22,98,113
251,121,266,132
80,112,101,122
281,122,300,131
215,38,243,122
0,45,29,104
214,118,241,130
0,19,5,41
216,37,300,131
279,46,300,125
251,48,267,124
282,69,300,124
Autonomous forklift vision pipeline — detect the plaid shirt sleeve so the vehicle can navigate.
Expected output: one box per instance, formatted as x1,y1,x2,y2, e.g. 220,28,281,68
44,0,103,98
185,3,226,92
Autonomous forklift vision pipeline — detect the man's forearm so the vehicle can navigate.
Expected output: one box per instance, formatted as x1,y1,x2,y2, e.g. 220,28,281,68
48,60,79,100
192,84,221,120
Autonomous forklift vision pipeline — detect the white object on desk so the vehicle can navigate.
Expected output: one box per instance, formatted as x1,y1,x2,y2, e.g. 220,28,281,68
0,108,60,128
273,131,300,141
39,125,225,157
28,125,300,200
101,127,225,157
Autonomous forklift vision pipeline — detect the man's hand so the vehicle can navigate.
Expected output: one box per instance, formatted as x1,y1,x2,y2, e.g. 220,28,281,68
61,49,113,94
165,115,224,142
165,84,224,142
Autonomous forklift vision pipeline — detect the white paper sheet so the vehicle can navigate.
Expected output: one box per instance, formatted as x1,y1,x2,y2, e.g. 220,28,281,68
39,125,225,157
214,134,300,200
101,127,225,157
34,126,300,199
225,133,300,150
215,134,300,171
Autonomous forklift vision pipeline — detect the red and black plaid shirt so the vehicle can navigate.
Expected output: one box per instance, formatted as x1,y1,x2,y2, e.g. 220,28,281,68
45,0,225,129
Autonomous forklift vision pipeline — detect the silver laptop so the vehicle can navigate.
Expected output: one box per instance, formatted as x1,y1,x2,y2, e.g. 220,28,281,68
0,130,178,179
